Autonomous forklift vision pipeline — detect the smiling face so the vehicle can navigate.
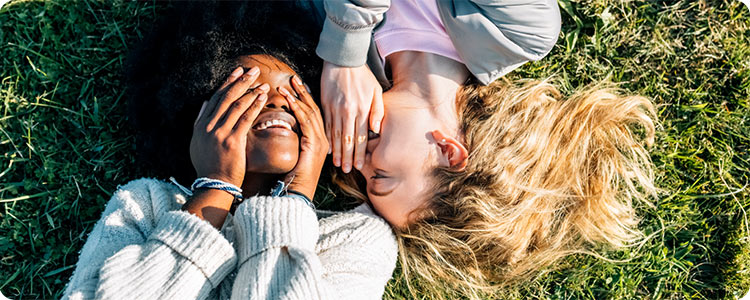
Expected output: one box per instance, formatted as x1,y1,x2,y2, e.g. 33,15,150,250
238,54,301,174
360,90,450,228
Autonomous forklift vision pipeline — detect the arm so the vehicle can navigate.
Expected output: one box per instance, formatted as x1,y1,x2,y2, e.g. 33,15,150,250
63,66,265,300
439,0,562,83
186,66,269,229
316,0,389,176
62,179,236,300
315,0,390,67
229,73,391,299
230,199,398,300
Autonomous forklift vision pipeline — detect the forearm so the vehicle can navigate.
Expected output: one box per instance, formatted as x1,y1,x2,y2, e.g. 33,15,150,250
182,189,234,229
63,179,236,300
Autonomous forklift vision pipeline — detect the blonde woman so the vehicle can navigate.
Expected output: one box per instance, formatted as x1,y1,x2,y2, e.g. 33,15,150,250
334,79,658,298
300,1,657,297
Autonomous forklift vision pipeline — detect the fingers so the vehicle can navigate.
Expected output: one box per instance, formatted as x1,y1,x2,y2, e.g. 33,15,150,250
279,87,313,135
340,110,355,173
199,66,245,127
353,115,367,171
218,83,269,132
291,75,317,109
324,108,332,154
233,89,269,135
194,101,208,126
370,88,384,134
206,66,260,130
332,117,343,168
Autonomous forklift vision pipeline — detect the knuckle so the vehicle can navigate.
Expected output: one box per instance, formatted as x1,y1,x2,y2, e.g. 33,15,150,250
238,113,251,123
222,138,236,149
341,102,355,113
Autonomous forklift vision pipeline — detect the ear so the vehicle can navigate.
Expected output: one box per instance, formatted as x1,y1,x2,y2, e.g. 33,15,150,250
431,130,468,171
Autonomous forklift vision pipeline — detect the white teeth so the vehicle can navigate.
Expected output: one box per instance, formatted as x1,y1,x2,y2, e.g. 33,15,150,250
254,119,293,131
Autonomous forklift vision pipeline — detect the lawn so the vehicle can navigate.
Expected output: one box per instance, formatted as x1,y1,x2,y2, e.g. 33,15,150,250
1,0,748,299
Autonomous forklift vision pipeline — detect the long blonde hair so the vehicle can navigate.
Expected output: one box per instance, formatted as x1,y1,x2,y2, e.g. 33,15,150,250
336,79,657,299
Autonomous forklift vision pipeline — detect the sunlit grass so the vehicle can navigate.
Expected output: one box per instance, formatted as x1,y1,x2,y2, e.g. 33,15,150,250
1,0,748,299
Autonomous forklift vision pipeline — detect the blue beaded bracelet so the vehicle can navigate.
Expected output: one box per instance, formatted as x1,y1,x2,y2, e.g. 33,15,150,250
191,177,244,202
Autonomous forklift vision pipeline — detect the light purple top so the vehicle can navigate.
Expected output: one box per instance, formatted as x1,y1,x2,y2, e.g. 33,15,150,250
373,0,464,66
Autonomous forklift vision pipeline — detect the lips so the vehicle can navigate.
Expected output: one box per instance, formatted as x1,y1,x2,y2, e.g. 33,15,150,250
252,110,298,133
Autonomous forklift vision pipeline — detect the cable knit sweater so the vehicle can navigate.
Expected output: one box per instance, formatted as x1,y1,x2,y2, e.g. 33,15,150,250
62,178,398,300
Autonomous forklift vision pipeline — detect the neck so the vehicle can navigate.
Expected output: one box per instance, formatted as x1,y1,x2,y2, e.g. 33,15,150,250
386,51,470,134
241,172,284,198
388,51,469,100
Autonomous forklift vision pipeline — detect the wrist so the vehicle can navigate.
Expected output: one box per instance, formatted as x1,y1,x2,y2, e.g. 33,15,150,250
286,183,315,202
191,176,244,202
196,173,242,187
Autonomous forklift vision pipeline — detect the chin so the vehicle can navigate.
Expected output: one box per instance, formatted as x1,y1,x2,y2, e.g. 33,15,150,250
246,152,298,174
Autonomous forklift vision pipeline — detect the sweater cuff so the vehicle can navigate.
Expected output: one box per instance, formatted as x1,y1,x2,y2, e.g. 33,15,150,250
149,211,236,287
233,196,319,264
316,17,373,67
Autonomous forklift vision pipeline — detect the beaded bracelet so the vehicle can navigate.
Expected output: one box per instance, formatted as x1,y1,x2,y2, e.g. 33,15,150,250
191,177,244,202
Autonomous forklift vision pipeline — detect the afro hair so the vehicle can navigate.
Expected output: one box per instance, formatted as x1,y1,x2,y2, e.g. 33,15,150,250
125,1,323,182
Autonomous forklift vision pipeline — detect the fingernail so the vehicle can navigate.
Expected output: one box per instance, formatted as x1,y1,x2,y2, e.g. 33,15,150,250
343,163,351,173
258,93,268,101
355,160,363,170
258,83,270,92
279,87,295,102
373,121,381,133
328,147,332,154
231,67,244,77
293,75,303,86
334,157,340,167
248,66,260,76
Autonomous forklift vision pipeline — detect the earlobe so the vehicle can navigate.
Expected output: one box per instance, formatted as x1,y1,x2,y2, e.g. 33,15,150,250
431,130,468,171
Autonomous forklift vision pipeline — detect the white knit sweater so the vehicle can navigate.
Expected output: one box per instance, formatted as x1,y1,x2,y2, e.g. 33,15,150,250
62,178,398,300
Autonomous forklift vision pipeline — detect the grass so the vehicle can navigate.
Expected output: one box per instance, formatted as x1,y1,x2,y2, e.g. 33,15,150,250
1,0,748,299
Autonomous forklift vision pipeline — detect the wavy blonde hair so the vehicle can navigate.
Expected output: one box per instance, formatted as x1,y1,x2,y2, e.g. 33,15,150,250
335,79,657,299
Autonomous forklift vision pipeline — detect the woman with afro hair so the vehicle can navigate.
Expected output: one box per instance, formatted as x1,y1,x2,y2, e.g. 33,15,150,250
62,2,397,299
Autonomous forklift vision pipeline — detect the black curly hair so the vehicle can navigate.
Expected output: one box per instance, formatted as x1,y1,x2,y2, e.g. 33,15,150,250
126,1,322,183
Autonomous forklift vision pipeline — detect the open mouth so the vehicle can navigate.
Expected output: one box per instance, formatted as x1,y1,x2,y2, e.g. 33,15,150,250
252,111,298,134
253,119,293,131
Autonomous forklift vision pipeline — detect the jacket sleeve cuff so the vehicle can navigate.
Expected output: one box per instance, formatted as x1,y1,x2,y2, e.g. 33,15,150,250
232,196,319,264
149,210,236,287
316,17,373,67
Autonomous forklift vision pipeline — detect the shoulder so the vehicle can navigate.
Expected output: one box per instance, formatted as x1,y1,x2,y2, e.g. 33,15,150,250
103,178,187,224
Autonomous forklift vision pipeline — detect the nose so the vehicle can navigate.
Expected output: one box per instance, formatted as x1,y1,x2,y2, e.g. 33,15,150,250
263,88,291,112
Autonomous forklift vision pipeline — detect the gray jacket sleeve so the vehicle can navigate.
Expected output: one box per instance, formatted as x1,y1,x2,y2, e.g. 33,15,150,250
315,0,390,67
438,0,561,84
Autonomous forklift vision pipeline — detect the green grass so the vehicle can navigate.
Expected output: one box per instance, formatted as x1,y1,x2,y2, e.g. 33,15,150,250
1,0,748,299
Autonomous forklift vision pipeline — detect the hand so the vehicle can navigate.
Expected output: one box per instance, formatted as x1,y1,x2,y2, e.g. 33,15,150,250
190,66,270,187
278,75,329,201
321,61,383,173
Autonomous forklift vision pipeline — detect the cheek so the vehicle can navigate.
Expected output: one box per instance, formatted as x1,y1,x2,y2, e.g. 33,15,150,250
368,195,409,228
